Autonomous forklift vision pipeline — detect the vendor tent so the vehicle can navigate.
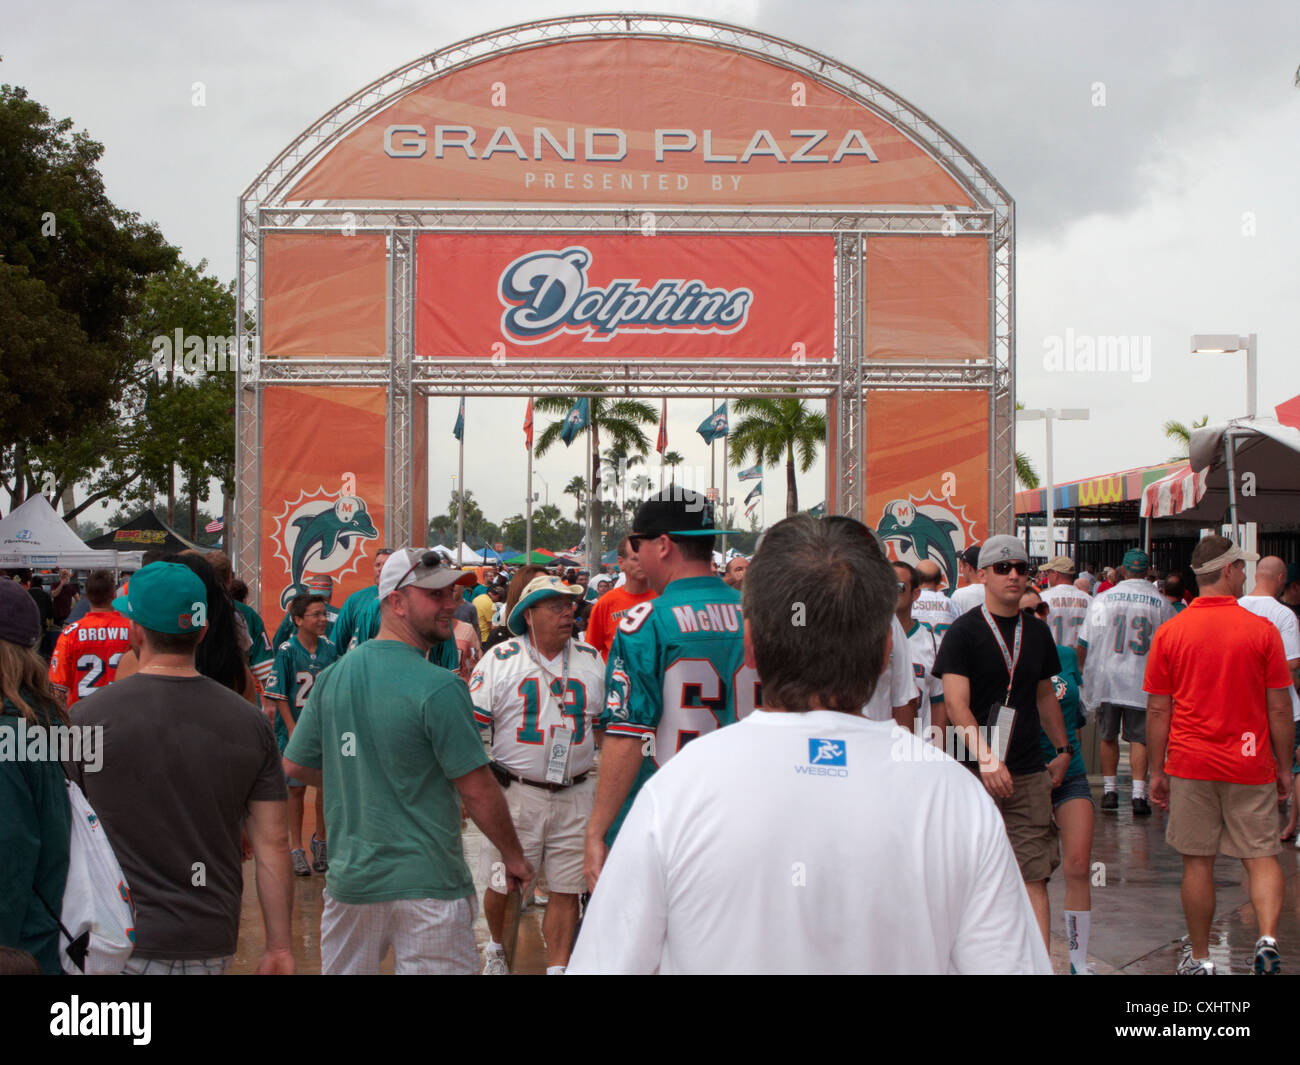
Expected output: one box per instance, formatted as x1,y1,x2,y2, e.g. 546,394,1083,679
85,509,203,555
1187,417,1300,524
0,495,143,569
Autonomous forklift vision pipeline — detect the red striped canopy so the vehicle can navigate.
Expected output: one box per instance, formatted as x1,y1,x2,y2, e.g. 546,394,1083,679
1139,465,1207,518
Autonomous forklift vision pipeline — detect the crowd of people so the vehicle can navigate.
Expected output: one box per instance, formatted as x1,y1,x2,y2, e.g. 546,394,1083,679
2,498,1299,975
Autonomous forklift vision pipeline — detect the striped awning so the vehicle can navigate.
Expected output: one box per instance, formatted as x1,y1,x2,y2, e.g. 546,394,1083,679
1139,465,1207,518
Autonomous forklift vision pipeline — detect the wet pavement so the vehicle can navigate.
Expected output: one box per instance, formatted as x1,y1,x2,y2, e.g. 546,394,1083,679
232,764,1300,975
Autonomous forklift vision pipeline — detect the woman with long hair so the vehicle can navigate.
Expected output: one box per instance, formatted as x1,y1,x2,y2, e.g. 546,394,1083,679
0,579,72,974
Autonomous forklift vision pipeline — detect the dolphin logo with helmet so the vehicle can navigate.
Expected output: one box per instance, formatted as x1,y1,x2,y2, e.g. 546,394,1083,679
876,495,973,590
274,491,379,608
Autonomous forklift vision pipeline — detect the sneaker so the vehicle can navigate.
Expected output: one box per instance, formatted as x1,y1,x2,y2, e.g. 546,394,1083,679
1070,962,1097,975
1101,791,1118,811
532,892,549,908
291,848,311,877
1132,797,1152,816
310,835,328,873
1253,936,1281,975
1176,952,1216,975
482,948,509,976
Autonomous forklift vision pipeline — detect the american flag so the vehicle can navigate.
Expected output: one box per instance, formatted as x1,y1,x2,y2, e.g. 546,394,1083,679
205,516,223,533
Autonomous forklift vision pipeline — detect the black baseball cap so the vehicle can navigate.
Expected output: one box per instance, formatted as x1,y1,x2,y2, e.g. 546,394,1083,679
631,485,739,538
960,543,982,569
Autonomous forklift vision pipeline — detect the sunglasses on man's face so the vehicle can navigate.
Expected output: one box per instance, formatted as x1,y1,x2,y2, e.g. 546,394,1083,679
990,560,1029,576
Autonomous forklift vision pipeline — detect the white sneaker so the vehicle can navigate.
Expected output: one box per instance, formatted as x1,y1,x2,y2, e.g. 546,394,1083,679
482,948,509,976
1070,962,1096,975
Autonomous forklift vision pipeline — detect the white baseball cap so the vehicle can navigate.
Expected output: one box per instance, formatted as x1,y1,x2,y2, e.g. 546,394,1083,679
377,548,476,600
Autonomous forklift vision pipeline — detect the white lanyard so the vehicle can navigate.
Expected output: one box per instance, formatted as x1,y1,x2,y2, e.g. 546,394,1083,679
980,605,1022,703
523,634,570,712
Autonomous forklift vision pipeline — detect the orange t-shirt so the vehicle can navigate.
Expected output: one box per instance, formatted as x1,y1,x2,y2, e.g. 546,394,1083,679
584,586,657,659
1143,597,1293,784
49,609,133,707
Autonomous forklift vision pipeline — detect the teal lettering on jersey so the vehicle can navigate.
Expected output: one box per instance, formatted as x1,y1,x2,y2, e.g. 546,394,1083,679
602,575,749,844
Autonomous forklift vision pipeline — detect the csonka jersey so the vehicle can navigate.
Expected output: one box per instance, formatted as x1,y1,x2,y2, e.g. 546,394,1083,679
49,610,132,707
601,575,758,843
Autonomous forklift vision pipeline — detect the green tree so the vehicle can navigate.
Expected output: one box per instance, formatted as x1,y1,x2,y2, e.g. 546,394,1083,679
728,396,827,516
563,475,587,523
0,85,177,510
662,450,684,482
534,393,657,563
1013,402,1039,490
1163,416,1210,462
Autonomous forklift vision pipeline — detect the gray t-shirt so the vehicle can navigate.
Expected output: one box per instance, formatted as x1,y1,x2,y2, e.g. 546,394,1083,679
68,673,287,959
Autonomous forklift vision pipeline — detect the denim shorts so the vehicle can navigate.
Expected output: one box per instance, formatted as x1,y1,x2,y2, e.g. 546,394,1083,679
1052,773,1093,808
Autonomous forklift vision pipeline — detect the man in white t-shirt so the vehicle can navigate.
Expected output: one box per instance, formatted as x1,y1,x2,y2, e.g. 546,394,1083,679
1038,556,1092,650
567,514,1049,975
1238,556,1300,842
895,560,945,740
861,613,918,730
948,544,986,616
913,559,960,646
1078,548,1175,815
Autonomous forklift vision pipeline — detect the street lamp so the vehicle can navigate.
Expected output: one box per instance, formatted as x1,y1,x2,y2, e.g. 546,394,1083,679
1017,407,1090,560
1191,333,1258,569
532,471,548,507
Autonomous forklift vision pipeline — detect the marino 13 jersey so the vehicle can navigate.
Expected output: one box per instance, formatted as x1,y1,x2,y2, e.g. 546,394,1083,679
469,635,605,782
601,575,759,843
1040,584,1092,650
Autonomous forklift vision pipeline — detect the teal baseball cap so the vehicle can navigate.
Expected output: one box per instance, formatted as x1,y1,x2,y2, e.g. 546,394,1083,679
113,562,208,634
1122,548,1150,572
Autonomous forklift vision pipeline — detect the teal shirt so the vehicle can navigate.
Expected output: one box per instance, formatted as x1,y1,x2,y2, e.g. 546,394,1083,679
350,595,459,669
265,634,339,751
330,585,378,656
284,640,488,903
0,697,71,975
1039,645,1086,781
234,600,273,676
601,575,747,844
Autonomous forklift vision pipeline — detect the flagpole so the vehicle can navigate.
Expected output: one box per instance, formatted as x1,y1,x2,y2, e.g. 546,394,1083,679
456,396,465,566
710,394,716,508
525,443,533,561
585,422,595,576
721,433,729,559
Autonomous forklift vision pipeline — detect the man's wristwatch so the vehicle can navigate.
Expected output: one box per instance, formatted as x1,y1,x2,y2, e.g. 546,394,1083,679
1055,744,1074,757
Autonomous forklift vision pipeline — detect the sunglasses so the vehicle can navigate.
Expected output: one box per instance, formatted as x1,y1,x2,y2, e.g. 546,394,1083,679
393,550,449,592
990,560,1029,576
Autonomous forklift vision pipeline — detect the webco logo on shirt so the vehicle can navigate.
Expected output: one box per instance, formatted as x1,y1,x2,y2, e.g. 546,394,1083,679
795,738,849,777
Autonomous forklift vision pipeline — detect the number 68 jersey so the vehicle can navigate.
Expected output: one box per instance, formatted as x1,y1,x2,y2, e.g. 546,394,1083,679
600,575,759,843
469,636,606,782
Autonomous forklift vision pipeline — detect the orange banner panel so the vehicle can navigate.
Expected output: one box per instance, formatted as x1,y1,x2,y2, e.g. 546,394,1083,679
865,236,989,360
259,386,387,627
866,390,988,591
288,38,972,208
262,233,387,356
417,233,834,359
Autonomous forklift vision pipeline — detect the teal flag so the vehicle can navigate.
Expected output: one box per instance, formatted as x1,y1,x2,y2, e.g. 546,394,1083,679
560,397,590,447
738,463,762,481
744,481,763,504
808,501,826,518
697,401,729,444
453,397,465,441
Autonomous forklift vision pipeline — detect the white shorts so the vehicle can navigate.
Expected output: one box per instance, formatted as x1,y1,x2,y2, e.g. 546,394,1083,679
320,889,479,975
478,774,595,895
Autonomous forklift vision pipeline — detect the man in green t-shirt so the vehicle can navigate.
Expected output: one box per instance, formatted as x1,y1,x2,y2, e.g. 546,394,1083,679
284,548,532,974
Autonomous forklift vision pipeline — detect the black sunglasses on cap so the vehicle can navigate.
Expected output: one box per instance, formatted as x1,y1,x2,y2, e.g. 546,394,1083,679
990,560,1029,576
394,550,449,592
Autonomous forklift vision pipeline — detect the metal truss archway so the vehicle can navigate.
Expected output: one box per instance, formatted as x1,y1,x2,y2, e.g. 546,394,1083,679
235,14,1014,594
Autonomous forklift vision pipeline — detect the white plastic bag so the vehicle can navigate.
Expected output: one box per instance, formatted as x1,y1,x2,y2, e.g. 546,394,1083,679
57,779,136,974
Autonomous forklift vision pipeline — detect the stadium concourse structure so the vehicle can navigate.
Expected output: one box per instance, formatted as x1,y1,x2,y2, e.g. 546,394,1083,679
233,14,1017,626
1015,460,1300,578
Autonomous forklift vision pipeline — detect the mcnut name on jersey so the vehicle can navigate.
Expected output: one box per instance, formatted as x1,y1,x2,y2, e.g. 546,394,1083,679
499,246,751,344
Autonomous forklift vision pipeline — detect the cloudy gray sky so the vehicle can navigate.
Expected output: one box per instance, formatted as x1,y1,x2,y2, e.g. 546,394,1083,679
8,0,1299,530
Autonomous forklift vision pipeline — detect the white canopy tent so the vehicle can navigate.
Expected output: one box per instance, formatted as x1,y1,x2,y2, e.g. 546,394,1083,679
0,495,144,569
1187,416,1300,525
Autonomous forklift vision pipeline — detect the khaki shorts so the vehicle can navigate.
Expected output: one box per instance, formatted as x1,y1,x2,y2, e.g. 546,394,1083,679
1166,775,1281,859
994,770,1061,882
478,774,594,895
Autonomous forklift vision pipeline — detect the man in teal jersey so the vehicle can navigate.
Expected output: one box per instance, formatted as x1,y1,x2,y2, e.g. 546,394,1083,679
284,548,531,974
330,547,393,655
585,486,755,891
272,574,339,649
266,593,339,876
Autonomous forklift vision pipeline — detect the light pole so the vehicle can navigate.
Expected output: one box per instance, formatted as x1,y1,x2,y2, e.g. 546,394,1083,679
1191,333,1258,574
1016,407,1090,561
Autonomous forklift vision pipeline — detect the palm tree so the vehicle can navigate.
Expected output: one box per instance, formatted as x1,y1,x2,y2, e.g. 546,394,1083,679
661,450,684,487
1163,416,1210,462
563,475,587,523
1014,402,1039,490
535,392,658,565
728,395,826,516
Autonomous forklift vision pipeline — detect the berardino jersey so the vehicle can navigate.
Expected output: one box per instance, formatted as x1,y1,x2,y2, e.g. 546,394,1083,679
601,575,757,843
1040,584,1092,650
1078,579,1175,709
48,609,131,707
469,635,605,781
